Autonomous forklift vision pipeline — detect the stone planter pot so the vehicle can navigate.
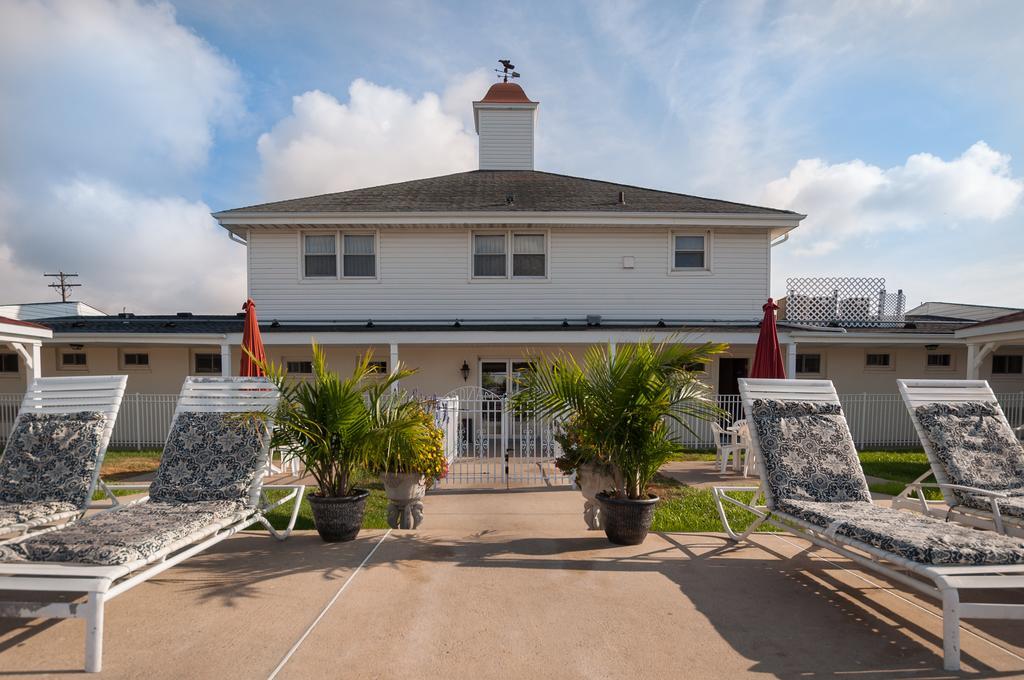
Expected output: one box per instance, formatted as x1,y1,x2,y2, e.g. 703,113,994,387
308,489,369,542
381,472,426,529
596,492,659,545
576,462,618,530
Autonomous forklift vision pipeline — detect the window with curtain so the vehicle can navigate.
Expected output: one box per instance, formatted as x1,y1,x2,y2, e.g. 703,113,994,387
673,234,706,269
474,234,506,277
304,234,337,277
343,234,376,277
512,233,545,277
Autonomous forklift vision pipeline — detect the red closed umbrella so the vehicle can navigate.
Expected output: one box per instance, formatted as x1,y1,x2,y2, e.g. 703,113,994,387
750,298,786,379
239,298,266,377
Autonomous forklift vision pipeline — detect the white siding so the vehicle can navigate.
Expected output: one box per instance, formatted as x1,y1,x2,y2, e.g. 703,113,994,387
248,227,771,322
478,109,534,170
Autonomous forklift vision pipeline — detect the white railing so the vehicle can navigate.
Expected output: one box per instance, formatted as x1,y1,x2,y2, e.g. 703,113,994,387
2,391,1024,451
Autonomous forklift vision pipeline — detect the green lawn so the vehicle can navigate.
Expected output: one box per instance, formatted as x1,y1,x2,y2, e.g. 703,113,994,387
859,450,942,500
260,476,389,531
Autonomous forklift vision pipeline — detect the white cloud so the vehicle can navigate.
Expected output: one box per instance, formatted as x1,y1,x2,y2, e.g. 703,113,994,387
762,142,1024,255
0,0,248,312
257,76,480,200
0,180,243,313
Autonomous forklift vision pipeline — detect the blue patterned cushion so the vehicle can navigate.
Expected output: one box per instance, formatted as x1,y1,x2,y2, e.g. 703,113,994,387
749,399,870,507
149,411,270,505
0,411,107,507
914,402,1024,505
0,500,80,528
0,500,248,566
779,499,1024,565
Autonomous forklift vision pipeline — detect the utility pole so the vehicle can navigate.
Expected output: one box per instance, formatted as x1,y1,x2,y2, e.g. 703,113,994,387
44,271,81,302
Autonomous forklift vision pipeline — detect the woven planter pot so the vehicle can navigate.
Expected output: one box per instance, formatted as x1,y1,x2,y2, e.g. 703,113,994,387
596,492,659,545
381,472,426,529
308,489,369,542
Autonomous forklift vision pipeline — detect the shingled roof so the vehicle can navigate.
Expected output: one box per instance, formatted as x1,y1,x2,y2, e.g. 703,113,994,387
214,170,800,217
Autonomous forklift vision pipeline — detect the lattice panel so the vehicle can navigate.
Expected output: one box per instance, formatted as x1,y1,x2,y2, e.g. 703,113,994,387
785,277,905,327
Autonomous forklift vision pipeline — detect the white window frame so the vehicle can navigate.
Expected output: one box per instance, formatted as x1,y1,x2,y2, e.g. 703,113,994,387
469,230,549,281
864,351,894,372
119,350,151,372
795,352,824,376
192,351,222,375
285,358,314,375
925,352,955,372
58,350,89,372
298,230,380,282
668,229,712,275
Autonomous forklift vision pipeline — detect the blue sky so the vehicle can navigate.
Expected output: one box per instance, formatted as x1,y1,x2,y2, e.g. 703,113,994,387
1,0,1022,313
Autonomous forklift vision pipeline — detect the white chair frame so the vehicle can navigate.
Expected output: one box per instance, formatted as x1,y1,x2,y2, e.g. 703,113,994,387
0,377,305,673
712,378,1024,672
710,422,743,473
895,379,1024,537
1,375,128,541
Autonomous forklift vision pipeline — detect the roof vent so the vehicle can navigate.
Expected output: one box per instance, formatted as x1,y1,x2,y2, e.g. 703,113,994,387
117,312,135,319
618,191,626,205
366,319,374,328
586,314,602,327
271,319,281,328
657,319,666,327
176,312,193,318
453,319,462,328
562,318,569,327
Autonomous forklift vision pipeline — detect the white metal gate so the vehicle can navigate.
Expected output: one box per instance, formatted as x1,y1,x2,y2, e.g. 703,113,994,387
435,386,572,488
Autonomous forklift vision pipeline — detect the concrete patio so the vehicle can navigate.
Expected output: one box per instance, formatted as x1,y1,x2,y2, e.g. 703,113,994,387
3,488,1024,678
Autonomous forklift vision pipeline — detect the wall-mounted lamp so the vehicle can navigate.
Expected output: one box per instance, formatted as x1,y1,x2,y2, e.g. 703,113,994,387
460,360,471,382
924,344,939,351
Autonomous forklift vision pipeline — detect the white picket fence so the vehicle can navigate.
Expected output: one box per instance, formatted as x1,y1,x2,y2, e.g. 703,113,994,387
2,391,1024,452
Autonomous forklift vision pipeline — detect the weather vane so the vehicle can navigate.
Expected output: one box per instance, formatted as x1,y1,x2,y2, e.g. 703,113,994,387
495,59,520,83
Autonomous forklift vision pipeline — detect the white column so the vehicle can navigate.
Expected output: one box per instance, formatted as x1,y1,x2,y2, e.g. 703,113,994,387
966,344,978,379
389,343,399,391
30,342,41,382
609,340,617,360
787,342,797,378
220,342,232,377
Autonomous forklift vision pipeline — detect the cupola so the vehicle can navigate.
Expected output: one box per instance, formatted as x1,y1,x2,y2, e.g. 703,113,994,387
472,60,539,170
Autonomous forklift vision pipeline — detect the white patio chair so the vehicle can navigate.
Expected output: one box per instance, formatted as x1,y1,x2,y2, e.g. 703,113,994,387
710,422,742,473
895,379,1024,537
0,375,127,541
0,376,305,673
712,378,1024,672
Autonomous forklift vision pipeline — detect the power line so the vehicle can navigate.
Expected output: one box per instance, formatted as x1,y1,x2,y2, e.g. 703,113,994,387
44,272,80,301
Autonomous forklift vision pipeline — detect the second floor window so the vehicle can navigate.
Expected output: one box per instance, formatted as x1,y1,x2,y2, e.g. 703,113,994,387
343,234,375,277
673,233,707,269
304,234,337,277
474,234,506,277
474,232,546,278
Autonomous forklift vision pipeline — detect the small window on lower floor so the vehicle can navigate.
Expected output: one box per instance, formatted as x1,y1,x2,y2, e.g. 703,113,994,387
286,360,313,374
194,353,222,374
368,360,388,374
866,353,891,368
993,355,1024,375
927,353,952,368
0,353,18,373
795,353,821,374
61,352,87,368
122,352,150,368
685,362,707,373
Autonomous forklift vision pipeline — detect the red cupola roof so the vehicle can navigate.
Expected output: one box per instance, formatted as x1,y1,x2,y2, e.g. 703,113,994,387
477,82,535,104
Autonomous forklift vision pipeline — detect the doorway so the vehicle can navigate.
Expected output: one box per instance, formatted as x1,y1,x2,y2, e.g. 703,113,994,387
718,358,749,396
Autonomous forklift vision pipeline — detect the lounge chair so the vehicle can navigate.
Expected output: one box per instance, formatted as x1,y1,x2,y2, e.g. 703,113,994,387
0,377,305,673
1,375,127,541
896,379,1024,536
713,378,1024,671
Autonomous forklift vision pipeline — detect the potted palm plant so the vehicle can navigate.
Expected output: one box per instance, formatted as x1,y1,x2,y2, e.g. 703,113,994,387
512,339,726,545
375,402,448,529
260,344,430,542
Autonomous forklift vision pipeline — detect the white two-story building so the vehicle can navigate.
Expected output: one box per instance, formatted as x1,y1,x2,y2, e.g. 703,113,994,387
2,79,1022,451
